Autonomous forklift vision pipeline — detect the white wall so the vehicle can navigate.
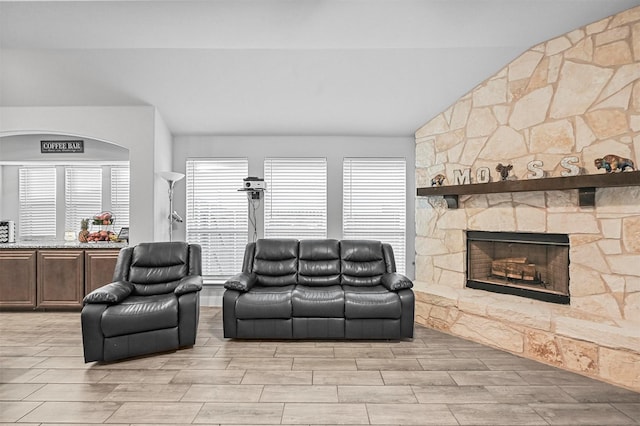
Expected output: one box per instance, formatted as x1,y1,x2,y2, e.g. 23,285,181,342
153,112,174,241
173,135,416,278
0,106,161,245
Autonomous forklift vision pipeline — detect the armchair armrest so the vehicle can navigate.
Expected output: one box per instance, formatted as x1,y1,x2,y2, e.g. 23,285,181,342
381,273,414,291
83,280,133,305
175,275,203,295
224,272,257,292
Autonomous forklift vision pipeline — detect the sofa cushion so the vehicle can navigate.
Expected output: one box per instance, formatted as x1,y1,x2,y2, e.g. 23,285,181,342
101,293,179,337
340,240,387,286
298,239,341,286
345,319,401,339
343,285,401,319
128,242,189,294
237,319,292,339
292,285,344,317
235,285,294,319
253,239,298,286
293,318,344,339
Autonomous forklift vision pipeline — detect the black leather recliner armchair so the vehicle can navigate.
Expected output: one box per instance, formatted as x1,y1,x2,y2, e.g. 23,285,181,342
81,242,203,362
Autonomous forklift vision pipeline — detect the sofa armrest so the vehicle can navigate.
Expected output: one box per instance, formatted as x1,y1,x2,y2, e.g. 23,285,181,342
224,272,257,292
83,280,133,305
381,273,414,291
175,275,203,296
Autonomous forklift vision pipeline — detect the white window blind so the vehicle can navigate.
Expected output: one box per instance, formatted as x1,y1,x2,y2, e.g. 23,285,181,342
343,158,406,274
186,158,248,278
110,166,130,232
65,168,103,233
264,158,327,239
18,168,57,240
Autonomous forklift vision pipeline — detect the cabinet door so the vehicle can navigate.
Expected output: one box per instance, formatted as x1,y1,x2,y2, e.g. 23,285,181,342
37,250,84,309
0,250,37,309
85,249,121,294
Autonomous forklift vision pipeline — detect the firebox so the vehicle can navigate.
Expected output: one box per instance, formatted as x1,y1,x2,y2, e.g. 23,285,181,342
466,231,570,304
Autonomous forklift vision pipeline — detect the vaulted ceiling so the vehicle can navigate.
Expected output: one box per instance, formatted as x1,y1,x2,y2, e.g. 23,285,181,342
2,0,639,136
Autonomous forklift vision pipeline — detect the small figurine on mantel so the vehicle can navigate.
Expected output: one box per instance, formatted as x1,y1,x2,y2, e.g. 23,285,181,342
431,174,446,186
495,163,513,181
594,155,635,173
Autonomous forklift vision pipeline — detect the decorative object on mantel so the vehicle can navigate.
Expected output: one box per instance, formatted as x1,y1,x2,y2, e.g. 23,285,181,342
594,154,635,173
453,169,471,185
431,174,445,186
495,163,513,181
416,170,640,209
560,157,580,177
527,160,545,179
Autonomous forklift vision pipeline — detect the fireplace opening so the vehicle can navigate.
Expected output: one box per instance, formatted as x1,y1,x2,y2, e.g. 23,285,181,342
466,231,570,304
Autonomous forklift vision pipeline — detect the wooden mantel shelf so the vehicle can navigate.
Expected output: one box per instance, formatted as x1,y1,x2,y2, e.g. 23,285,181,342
417,171,640,208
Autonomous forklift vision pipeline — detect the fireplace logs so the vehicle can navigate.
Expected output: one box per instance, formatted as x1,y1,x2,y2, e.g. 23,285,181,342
491,257,539,282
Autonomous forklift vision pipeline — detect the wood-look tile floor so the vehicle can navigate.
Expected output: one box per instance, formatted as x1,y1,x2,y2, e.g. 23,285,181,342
1,307,639,425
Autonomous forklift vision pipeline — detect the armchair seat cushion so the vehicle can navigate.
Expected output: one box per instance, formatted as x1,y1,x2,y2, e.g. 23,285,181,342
292,285,344,317
101,294,179,338
235,285,294,319
343,285,401,319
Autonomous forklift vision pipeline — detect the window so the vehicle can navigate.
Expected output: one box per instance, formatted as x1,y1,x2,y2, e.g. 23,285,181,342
110,166,130,232
186,158,248,278
264,158,327,239
18,168,57,240
15,163,129,240
65,167,102,233
343,158,406,273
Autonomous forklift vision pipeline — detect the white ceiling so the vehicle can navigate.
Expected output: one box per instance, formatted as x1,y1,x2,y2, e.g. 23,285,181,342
1,0,639,137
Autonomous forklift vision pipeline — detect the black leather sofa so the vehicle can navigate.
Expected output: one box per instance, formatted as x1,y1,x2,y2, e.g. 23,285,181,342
223,239,414,339
81,242,203,362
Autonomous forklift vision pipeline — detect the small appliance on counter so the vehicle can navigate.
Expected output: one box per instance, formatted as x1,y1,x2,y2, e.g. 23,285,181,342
0,221,16,243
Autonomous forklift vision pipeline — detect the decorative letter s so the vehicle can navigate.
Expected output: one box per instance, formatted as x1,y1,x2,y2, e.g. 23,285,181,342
561,156,580,177
527,160,544,179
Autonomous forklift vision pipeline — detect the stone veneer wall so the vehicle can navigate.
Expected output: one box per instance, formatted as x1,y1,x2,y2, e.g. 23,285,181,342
414,6,640,391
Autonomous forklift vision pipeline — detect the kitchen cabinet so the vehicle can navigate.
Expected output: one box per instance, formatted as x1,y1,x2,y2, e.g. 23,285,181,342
37,250,84,309
0,243,125,310
85,249,120,294
0,250,37,309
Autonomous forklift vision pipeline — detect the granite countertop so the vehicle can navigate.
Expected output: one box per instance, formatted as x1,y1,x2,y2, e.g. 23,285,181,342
0,241,128,249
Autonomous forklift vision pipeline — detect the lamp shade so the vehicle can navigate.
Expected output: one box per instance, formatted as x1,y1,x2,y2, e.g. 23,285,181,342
158,171,185,183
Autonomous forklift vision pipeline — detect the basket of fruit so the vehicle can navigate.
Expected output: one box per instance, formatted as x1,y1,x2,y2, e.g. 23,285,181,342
85,229,117,242
78,212,118,242
92,211,114,225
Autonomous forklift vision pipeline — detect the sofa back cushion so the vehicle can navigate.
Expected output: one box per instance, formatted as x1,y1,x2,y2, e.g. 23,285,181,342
128,242,189,295
298,239,341,286
253,239,299,286
340,240,388,286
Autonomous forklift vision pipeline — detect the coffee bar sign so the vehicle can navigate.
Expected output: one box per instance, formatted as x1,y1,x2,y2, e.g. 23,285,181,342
41,140,84,154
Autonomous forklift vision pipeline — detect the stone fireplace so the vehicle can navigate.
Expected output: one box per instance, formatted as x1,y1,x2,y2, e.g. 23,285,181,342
414,6,640,391
466,230,570,304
